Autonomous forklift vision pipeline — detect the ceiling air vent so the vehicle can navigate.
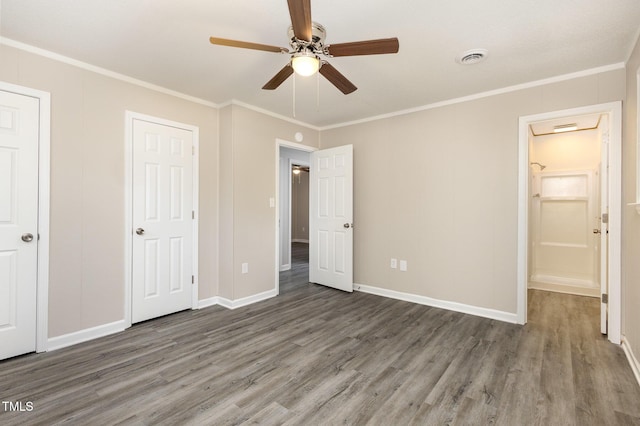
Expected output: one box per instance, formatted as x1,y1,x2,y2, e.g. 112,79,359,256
456,49,488,65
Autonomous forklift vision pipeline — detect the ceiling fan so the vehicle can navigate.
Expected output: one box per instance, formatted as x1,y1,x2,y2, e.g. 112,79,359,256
209,0,399,94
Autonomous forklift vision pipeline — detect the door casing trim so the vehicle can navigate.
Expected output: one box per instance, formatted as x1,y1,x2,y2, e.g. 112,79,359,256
124,111,199,328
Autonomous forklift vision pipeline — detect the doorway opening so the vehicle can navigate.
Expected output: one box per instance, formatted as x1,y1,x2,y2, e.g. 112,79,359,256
276,141,315,295
528,112,603,298
517,102,621,344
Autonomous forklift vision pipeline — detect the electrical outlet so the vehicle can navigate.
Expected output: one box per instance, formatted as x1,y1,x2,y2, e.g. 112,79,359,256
400,260,407,271
391,258,397,269
241,263,249,274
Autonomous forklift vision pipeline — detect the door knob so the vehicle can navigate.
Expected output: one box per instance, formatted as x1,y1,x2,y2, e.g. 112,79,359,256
593,229,601,234
21,233,34,242
135,228,145,235
343,223,354,229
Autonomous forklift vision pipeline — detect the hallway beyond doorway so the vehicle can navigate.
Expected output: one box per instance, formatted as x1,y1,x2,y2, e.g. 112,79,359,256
279,242,309,294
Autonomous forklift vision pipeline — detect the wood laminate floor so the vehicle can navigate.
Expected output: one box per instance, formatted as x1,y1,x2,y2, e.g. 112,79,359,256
1,243,639,425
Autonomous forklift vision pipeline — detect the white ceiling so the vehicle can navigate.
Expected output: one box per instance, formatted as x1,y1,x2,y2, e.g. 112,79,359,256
2,0,640,128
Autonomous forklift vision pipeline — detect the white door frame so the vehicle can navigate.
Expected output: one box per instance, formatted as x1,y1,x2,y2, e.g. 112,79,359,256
274,139,316,294
124,111,199,328
0,81,50,353
517,101,622,344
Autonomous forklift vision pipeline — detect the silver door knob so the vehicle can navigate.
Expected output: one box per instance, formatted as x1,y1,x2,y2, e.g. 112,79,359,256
593,229,601,234
21,233,34,242
343,223,354,229
135,228,145,235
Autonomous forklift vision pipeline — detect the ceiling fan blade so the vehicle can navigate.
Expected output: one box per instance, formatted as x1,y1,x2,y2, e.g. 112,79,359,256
326,38,399,57
262,65,294,90
319,62,357,94
287,0,312,42
209,37,287,53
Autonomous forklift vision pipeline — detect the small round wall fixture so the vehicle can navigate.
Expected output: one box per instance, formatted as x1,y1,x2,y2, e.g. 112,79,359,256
294,132,304,142
456,48,488,65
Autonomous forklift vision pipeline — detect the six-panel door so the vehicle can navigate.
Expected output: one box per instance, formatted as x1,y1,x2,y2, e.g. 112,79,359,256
309,144,353,292
0,90,39,360
132,119,193,323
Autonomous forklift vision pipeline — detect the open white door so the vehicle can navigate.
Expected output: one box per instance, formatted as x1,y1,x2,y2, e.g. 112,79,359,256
309,144,353,292
0,90,39,360
600,130,609,335
131,118,194,323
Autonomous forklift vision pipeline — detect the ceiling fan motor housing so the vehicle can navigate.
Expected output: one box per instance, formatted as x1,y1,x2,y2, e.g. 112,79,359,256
288,22,326,54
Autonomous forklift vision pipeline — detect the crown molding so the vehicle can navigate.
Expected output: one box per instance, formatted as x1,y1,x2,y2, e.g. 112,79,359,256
0,37,219,108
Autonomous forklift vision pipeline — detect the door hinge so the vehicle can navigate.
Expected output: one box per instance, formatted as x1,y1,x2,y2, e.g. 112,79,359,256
192,275,195,284
601,293,608,304
602,213,609,224
192,146,195,155
192,210,195,219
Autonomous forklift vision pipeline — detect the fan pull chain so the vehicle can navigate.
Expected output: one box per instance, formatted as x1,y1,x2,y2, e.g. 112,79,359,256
292,72,296,118
316,70,320,111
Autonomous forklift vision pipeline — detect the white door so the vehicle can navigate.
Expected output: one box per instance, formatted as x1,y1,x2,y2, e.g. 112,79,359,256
0,90,39,360
132,119,193,323
309,145,353,292
530,171,600,295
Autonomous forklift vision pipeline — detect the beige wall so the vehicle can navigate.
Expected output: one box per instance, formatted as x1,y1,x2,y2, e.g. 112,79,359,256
219,105,318,300
292,171,310,241
0,45,219,338
623,35,640,359
218,106,234,300
320,69,625,314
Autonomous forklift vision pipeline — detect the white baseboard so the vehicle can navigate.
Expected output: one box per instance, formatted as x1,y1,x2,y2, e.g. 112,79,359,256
198,297,220,309
47,320,127,351
217,289,278,310
622,336,640,388
355,283,518,324
280,264,291,272
530,274,596,289
292,239,309,243
45,290,278,352
44,285,519,353
528,281,599,298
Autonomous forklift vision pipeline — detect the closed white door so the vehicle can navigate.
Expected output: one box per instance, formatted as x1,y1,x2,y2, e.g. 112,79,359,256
0,90,39,360
309,145,353,292
132,119,193,323
531,171,599,294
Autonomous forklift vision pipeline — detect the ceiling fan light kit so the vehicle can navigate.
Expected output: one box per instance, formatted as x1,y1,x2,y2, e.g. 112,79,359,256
291,51,320,76
209,0,399,94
